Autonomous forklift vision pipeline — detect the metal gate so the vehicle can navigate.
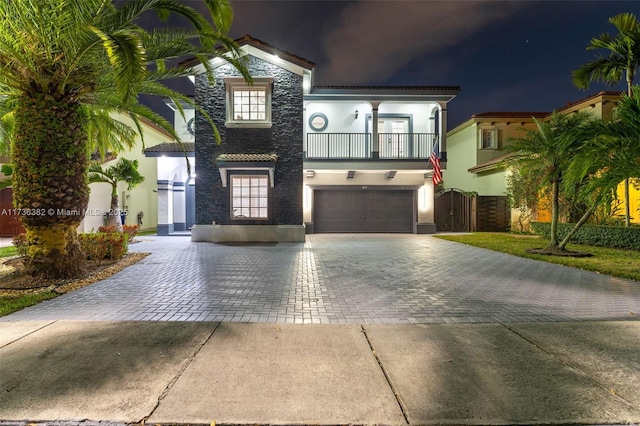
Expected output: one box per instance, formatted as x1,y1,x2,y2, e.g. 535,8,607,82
435,188,474,232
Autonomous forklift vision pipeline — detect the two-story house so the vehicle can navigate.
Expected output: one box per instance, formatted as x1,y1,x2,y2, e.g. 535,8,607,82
446,91,639,231
146,35,459,241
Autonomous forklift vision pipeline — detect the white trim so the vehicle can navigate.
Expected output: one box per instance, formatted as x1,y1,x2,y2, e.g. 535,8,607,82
190,45,313,77
218,166,275,188
225,77,273,128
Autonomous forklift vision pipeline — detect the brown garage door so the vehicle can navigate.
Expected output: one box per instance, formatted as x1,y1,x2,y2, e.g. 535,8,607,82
0,188,25,237
314,189,414,233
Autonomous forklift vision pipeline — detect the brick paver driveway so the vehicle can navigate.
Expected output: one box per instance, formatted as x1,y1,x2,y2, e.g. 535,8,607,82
3,234,639,323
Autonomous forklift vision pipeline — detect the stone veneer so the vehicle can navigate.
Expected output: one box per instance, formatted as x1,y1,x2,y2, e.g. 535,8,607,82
194,55,304,230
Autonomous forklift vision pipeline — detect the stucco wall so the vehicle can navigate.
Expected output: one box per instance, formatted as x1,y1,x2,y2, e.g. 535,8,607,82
79,113,162,232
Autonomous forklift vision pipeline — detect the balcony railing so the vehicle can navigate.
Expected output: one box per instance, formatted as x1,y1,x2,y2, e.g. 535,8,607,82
305,133,437,159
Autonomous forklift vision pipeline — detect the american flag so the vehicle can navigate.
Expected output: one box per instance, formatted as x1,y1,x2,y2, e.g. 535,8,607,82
430,139,442,186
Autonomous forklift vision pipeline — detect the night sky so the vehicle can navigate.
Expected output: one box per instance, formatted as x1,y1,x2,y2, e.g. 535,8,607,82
150,0,638,128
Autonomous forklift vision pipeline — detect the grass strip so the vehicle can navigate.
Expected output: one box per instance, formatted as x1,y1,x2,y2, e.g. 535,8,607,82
435,233,640,282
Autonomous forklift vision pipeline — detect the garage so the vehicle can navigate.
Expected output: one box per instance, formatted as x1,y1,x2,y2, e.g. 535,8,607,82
0,188,25,237
313,189,414,233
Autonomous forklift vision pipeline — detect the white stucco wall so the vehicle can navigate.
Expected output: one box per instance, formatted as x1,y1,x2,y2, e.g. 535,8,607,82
304,101,439,135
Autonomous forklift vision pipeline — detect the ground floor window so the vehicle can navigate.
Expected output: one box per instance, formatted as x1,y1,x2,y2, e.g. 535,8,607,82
231,175,269,219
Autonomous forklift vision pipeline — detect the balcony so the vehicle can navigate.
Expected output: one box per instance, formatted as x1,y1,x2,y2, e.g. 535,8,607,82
305,133,437,160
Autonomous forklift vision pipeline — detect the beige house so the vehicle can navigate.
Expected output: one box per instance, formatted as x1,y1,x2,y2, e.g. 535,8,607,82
78,113,172,233
444,91,639,231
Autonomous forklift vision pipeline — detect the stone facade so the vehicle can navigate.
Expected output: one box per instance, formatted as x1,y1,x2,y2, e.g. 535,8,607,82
194,56,304,227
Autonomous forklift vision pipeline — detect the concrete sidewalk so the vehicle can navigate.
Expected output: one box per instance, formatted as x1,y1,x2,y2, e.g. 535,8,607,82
1,320,639,425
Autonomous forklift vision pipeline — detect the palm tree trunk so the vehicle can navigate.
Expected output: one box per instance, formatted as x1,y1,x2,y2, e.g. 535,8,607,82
106,188,123,231
624,179,631,227
559,205,596,250
548,180,560,247
624,77,633,227
11,94,89,278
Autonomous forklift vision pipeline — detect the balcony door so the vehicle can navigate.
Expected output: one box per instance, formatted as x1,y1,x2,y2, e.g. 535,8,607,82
368,116,410,158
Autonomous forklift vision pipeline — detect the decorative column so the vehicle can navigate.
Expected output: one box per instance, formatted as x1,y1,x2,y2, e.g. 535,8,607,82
157,180,174,235
172,181,186,231
438,101,448,162
371,101,381,159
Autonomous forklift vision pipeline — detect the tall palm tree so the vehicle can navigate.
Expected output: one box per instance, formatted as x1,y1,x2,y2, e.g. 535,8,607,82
88,158,145,231
0,0,249,278
572,12,640,227
507,111,594,251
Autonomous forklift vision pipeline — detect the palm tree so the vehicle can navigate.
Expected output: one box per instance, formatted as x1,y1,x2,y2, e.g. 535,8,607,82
0,0,249,278
88,158,145,231
507,111,594,252
572,12,640,227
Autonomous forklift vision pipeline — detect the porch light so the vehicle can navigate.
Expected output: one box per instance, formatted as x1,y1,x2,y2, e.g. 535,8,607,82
306,170,315,178
347,170,356,179
355,109,359,119
385,171,397,179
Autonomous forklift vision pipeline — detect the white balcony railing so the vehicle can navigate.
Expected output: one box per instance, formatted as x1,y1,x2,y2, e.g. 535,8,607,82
305,133,437,159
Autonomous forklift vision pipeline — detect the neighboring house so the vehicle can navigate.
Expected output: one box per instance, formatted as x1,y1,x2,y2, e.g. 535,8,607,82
146,35,459,241
0,113,166,237
445,112,548,232
446,91,639,231
80,112,169,233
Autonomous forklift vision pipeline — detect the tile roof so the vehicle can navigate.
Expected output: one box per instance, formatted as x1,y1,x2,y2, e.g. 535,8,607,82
472,112,549,119
144,142,194,153
554,90,623,113
216,153,278,162
314,85,461,92
180,34,315,70
235,34,315,70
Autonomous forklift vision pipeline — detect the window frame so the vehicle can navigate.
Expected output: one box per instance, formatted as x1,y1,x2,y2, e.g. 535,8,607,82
480,128,498,150
225,77,273,128
229,172,270,221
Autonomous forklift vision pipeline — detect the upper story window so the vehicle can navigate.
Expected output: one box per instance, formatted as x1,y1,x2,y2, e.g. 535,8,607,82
225,77,273,128
480,128,498,150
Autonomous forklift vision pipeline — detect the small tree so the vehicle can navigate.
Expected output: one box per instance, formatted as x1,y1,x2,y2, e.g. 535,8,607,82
88,158,144,231
506,111,595,253
573,12,640,227
505,167,542,233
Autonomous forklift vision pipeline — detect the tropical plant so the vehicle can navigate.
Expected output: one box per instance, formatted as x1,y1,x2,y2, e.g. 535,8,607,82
88,158,145,231
0,0,249,278
572,12,640,227
505,168,542,233
569,88,640,225
506,111,596,253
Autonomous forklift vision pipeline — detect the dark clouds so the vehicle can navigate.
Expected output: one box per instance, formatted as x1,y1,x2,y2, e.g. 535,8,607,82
159,0,636,126
319,1,526,85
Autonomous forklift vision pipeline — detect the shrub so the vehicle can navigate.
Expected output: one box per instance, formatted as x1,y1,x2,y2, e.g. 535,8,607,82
122,224,139,241
78,232,129,264
530,222,640,251
98,225,117,233
12,233,27,257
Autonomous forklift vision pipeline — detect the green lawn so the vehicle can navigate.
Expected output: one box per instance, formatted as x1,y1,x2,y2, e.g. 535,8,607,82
0,245,17,258
0,244,57,317
0,292,58,317
435,233,640,282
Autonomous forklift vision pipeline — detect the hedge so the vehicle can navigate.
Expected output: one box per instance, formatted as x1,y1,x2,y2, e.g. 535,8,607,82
78,232,129,263
530,222,640,251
